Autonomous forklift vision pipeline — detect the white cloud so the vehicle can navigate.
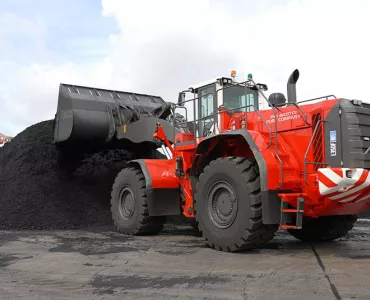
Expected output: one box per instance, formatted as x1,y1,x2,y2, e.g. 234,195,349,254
1,0,370,136
101,0,370,105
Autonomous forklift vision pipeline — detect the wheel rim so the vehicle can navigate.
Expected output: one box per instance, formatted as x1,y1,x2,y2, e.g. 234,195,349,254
207,181,238,229
119,186,135,220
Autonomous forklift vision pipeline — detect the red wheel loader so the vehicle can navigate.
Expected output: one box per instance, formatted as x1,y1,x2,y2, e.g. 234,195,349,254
53,69,370,252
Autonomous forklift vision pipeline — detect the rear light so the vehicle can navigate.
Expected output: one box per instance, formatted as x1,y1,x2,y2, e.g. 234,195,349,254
345,170,353,178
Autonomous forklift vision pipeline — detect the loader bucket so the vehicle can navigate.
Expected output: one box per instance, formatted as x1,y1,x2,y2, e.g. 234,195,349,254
53,83,167,144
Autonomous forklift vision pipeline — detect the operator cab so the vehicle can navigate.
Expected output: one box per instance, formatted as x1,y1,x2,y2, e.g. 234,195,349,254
178,71,268,138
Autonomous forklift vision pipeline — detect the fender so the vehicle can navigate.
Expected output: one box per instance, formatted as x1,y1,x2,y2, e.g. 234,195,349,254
196,130,270,190
194,129,281,225
127,159,181,217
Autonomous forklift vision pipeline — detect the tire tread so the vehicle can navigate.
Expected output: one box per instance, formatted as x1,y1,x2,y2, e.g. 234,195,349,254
110,166,165,235
288,215,357,242
194,157,278,252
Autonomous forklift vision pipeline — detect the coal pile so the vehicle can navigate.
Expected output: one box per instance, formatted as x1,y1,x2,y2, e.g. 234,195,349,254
0,120,141,230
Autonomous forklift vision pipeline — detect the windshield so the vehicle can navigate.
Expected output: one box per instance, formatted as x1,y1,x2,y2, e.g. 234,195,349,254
223,86,258,113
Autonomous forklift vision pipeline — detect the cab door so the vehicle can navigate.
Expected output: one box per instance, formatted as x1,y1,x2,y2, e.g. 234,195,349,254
197,84,217,138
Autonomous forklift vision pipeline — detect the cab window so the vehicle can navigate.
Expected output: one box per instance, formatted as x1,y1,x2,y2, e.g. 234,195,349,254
223,86,258,113
199,85,214,118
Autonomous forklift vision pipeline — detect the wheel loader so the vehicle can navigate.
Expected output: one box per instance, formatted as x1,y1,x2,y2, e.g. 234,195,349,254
53,69,370,252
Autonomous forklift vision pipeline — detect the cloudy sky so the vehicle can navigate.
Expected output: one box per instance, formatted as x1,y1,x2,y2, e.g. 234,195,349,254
1,0,370,136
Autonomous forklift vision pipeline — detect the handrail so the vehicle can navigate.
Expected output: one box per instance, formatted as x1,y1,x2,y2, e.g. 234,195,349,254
298,95,337,105
247,78,289,188
174,103,273,142
174,80,285,188
174,90,216,145
303,119,326,184
288,102,310,125
174,83,274,148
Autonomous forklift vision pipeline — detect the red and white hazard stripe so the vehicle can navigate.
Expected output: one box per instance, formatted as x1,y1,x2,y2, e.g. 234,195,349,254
318,168,370,203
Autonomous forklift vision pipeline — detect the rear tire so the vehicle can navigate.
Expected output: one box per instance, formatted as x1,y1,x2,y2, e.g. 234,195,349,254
189,218,199,230
110,167,165,235
194,157,278,252
287,215,357,242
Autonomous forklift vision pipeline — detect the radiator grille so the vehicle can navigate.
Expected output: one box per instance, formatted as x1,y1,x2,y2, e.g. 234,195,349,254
344,104,370,168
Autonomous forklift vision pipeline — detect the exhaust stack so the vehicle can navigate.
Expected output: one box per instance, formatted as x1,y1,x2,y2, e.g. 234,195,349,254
287,69,299,103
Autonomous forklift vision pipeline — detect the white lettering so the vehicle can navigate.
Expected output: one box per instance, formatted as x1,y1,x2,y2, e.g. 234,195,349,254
330,143,336,156
265,111,301,124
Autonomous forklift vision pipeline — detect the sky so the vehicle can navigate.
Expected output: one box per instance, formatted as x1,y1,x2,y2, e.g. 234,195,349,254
1,0,370,136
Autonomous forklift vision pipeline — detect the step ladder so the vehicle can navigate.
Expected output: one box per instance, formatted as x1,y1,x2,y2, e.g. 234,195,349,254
279,194,305,230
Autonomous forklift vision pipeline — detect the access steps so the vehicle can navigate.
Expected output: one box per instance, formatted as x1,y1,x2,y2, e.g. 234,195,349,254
278,193,305,230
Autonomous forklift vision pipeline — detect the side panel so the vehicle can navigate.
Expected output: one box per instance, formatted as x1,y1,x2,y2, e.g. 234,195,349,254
128,159,181,216
247,98,340,177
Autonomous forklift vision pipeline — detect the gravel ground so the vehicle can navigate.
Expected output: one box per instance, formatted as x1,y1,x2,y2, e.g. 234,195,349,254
0,221,369,300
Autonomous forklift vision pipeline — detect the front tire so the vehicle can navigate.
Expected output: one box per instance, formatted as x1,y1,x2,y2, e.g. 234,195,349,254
194,157,278,252
288,215,357,242
110,167,165,235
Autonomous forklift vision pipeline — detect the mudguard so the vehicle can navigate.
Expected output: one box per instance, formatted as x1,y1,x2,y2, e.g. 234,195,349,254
128,159,181,216
195,130,276,191
194,130,281,224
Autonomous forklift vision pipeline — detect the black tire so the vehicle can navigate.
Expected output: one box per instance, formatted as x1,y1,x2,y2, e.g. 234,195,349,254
189,218,199,230
287,215,357,242
194,157,278,252
110,167,166,235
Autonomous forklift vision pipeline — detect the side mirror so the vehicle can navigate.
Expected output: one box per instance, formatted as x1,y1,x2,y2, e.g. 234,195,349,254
178,92,186,106
256,83,268,91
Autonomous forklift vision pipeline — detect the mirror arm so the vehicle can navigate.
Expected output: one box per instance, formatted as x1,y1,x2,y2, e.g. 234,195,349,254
177,90,187,106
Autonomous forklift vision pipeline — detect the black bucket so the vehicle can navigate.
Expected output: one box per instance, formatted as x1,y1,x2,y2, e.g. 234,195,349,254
53,83,166,144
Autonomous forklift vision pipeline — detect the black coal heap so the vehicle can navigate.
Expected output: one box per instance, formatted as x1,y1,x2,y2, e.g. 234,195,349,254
0,120,137,230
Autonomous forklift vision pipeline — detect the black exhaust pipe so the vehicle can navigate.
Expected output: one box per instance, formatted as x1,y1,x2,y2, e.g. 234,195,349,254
287,69,299,103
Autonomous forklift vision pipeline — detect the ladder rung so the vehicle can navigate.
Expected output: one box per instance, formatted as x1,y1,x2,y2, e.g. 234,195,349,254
281,209,304,213
278,193,306,198
281,209,297,213
279,195,305,230
280,225,302,230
